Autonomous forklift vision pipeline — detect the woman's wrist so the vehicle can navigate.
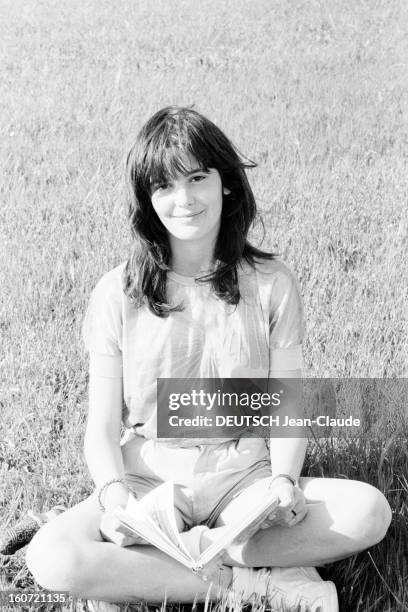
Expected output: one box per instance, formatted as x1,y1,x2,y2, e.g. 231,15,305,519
270,473,299,488
97,479,130,512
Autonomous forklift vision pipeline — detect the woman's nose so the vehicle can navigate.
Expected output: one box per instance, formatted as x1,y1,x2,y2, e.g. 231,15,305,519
174,185,194,207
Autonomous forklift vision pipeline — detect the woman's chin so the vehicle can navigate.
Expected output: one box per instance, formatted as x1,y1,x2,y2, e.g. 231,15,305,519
167,226,216,243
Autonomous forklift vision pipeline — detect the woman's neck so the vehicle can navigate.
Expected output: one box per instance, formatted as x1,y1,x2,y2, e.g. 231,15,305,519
169,237,215,277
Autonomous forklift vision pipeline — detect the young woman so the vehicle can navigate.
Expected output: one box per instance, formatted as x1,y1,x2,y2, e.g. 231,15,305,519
26,106,392,611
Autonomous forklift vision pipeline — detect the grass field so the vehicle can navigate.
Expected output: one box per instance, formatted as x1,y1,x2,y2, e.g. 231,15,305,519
1,0,407,610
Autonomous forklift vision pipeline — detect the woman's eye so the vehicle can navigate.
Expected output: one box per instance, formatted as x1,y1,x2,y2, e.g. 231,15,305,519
153,182,169,193
191,175,206,183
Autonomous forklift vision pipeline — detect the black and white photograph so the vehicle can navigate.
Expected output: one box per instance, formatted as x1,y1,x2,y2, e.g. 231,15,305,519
1,1,407,611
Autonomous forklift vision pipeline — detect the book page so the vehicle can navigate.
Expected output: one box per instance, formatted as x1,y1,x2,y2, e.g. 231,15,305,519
113,504,191,567
131,481,192,559
114,481,193,563
199,478,280,567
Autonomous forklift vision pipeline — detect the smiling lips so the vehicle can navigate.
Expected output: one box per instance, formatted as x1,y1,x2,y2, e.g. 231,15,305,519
172,210,204,219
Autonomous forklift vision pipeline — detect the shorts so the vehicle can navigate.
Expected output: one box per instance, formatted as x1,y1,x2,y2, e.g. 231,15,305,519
120,434,272,529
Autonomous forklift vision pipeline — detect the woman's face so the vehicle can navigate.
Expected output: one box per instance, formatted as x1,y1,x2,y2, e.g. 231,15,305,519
150,155,228,246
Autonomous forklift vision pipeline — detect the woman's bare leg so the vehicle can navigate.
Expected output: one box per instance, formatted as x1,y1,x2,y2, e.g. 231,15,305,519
25,492,232,604
202,477,392,568
25,476,391,602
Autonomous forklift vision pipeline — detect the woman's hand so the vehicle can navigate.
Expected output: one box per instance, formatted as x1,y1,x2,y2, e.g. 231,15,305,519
99,509,147,547
259,477,307,529
98,483,146,547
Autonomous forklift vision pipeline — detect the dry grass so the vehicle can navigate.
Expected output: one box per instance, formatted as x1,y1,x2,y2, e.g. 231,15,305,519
1,0,407,610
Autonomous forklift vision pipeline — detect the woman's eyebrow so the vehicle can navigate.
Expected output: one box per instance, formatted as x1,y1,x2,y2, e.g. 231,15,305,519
150,168,210,188
184,167,210,176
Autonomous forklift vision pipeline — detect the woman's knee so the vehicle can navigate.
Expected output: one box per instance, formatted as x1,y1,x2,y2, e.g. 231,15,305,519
363,485,392,544
26,522,91,593
345,482,392,550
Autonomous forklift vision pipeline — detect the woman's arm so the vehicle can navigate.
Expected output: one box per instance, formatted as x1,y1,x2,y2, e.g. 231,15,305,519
269,437,307,482
84,368,129,511
263,368,308,528
268,368,307,482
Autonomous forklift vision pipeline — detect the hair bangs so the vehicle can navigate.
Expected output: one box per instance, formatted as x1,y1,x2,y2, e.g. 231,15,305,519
142,123,213,193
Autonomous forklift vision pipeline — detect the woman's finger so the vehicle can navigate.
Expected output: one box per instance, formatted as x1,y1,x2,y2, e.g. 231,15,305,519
271,483,296,510
101,515,125,536
287,507,308,527
100,524,145,547
257,495,308,529
100,513,146,546
291,501,307,516
289,498,307,519
100,524,127,546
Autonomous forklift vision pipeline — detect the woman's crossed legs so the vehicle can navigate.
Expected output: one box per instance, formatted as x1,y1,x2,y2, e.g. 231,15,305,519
25,477,391,604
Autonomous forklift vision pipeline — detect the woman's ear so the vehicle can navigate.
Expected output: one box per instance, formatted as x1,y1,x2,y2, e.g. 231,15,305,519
223,187,231,195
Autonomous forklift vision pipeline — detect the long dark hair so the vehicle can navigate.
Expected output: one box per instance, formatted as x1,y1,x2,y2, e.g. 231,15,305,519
124,106,274,316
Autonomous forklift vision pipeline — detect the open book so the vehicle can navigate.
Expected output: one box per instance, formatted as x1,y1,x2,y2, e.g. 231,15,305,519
112,479,279,574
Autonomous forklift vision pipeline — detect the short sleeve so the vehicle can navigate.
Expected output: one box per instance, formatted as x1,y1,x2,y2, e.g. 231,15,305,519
258,261,304,372
82,269,123,378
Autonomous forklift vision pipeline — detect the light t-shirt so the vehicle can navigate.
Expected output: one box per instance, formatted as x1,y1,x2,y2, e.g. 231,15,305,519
82,258,304,440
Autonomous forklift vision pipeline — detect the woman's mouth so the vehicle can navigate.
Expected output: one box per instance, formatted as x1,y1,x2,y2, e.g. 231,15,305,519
173,210,204,219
